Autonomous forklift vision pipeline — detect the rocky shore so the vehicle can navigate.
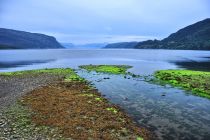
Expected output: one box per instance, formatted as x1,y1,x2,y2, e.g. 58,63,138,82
0,68,151,140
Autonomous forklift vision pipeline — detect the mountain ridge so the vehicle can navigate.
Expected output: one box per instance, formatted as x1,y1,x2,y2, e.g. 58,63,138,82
0,28,64,49
103,19,210,50
135,18,210,50
104,42,138,49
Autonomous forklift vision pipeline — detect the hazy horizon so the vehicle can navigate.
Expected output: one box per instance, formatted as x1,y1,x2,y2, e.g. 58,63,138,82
0,0,209,44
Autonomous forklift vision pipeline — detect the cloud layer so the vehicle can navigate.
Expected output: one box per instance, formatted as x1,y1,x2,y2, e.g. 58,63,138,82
0,0,209,44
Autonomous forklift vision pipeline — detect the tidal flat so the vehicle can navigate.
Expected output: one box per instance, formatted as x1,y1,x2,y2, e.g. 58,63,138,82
1,49,210,140
0,67,149,140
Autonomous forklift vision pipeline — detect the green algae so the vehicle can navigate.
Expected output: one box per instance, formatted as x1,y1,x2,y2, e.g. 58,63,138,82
0,68,72,76
80,94,103,102
79,65,132,75
95,97,102,101
106,107,118,114
155,70,210,99
137,136,144,140
64,71,85,82
81,93,95,97
0,68,85,82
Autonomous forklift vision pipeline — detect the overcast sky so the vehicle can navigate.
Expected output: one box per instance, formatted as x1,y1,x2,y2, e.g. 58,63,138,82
0,0,209,44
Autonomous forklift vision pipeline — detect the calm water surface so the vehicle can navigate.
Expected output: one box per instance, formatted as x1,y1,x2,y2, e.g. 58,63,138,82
0,49,210,140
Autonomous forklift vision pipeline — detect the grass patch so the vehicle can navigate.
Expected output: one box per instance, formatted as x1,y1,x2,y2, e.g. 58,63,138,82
79,65,132,74
155,70,210,99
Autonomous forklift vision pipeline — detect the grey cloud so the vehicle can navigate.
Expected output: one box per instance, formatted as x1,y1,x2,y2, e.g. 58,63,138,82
0,0,209,43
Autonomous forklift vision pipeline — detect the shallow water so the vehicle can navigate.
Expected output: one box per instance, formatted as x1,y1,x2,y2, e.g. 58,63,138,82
78,71,210,140
0,49,210,139
1,49,210,74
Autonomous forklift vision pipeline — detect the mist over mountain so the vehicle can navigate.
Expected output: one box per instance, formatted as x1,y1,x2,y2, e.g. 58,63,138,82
62,43,107,49
61,43,75,49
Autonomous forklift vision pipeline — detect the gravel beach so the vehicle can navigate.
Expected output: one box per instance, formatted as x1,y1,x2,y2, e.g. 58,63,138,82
0,73,63,110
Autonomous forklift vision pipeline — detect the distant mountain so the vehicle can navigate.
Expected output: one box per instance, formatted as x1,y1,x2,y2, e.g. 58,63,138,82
62,43,107,49
135,18,210,50
0,28,64,49
75,43,107,49
104,42,138,49
61,43,75,49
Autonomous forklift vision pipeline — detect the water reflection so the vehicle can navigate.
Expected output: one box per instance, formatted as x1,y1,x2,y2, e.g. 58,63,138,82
0,60,54,69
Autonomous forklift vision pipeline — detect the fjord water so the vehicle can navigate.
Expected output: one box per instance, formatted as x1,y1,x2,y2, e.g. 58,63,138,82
0,49,210,139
